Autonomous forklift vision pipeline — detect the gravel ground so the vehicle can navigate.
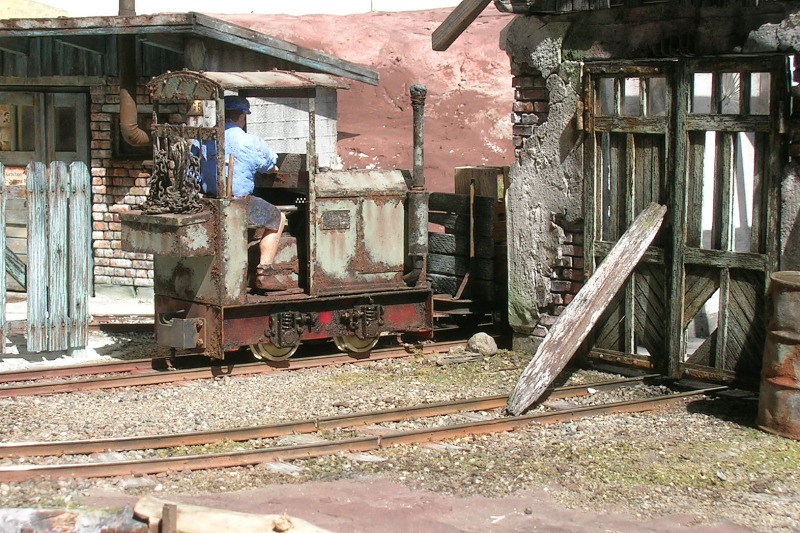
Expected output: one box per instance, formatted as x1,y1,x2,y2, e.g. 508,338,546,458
0,330,799,532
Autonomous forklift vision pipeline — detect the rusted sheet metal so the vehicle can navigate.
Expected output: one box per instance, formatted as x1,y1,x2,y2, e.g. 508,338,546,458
203,71,350,91
119,210,213,256
312,170,408,294
151,199,248,307
757,271,800,440
148,70,349,102
770,271,800,334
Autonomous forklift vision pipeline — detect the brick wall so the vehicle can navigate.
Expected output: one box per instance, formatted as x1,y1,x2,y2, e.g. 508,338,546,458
511,65,549,161
89,78,153,291
528,223,586,345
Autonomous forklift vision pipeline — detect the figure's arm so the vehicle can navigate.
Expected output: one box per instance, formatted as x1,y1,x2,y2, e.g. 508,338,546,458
253,136,279,174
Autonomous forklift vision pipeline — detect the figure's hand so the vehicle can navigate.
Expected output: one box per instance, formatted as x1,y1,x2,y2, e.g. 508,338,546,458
270,166,280,174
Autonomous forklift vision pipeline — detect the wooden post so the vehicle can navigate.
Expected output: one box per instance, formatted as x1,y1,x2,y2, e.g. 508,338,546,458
226,155,235,198
48,162,69,351
432,0,492,51
507,203,668,415
68,162,91,349
26,162,47,353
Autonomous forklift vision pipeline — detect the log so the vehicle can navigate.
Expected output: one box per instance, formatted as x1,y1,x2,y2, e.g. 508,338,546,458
506,203,667,415
134,496,332,533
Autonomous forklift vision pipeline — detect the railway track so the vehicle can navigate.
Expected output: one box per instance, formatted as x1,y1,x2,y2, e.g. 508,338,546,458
0,339,468,399
0,378,726,482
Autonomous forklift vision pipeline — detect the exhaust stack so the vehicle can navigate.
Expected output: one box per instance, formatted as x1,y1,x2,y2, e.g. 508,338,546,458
405,84,429,287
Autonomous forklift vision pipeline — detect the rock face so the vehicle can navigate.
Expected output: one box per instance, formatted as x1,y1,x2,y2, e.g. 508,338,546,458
216,9,515,193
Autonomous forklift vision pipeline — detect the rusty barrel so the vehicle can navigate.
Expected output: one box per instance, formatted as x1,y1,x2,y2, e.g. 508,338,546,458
756,272,800,440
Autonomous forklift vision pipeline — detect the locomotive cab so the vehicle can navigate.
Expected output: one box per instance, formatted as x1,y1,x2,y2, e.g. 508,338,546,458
120,70,433,361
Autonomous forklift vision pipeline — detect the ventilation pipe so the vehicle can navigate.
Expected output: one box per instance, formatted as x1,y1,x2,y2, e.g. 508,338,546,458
118,0,150,147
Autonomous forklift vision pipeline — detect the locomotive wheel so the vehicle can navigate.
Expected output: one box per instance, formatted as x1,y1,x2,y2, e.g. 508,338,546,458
333,335,379,354
250,342,300,361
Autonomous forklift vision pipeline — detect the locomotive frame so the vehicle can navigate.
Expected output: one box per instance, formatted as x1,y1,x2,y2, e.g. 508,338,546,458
120,70,433,360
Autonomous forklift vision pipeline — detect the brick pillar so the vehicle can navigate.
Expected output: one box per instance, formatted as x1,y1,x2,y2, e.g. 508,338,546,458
511,64,549,161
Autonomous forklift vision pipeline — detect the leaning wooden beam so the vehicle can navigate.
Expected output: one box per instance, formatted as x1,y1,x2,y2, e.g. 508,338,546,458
432,0,492,51
507,202,668,415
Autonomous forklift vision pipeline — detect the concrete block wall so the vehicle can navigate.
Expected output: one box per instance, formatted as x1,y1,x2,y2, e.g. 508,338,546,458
248,89,339,169
89,78,153,291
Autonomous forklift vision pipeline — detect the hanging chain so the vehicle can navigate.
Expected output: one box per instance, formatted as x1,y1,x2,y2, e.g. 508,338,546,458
142,127,203,214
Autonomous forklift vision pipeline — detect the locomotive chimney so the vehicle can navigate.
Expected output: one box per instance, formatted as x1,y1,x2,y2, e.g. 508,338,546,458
405,84,429,287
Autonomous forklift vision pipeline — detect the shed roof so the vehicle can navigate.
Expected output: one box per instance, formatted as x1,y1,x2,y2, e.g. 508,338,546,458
0,12,378,85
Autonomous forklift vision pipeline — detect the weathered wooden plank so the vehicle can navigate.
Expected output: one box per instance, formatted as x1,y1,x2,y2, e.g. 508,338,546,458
47,162,69,351
68,162,91,349
0,163,5,353
507,202,667,415
5,246,25,288
685,115,770,132
454,166,504,199
431,0,492,51
684,247,766,270
592,116,667,134
428,273,495,301
666,65,690,378
26,162,47,353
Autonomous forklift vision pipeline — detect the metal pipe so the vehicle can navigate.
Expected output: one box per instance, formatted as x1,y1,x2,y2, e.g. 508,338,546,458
410,84,427,189
118,0,136,16
406,84,429,287
118,34,150,147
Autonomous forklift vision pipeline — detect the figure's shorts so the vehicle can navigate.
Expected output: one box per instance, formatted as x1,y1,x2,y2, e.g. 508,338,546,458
242,196,282,238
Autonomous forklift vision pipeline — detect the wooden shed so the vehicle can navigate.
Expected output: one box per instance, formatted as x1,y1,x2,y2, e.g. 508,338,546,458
0,10,377,293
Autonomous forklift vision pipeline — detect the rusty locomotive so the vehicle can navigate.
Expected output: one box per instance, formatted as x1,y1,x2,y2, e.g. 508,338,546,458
120,70,433,361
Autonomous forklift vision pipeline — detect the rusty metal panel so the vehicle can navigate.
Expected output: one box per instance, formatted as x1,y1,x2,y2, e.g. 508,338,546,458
119,210,213,256
220,198,249,304
311,170,408,295
148,70,221,102
203,71,350,91
314,170,408,198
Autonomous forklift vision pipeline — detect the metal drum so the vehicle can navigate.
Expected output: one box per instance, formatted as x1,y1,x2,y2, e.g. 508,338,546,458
757,272,800,440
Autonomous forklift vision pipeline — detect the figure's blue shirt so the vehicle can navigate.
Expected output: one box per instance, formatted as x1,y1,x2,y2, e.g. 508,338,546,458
196,123,278,197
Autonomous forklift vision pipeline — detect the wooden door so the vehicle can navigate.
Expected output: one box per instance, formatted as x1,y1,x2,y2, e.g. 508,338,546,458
584,57,786,382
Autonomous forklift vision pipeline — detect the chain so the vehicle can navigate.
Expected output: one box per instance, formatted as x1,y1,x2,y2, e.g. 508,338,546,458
142,130,203,214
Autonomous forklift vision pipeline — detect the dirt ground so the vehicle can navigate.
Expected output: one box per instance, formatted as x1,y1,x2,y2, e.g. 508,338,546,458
77,478,749,533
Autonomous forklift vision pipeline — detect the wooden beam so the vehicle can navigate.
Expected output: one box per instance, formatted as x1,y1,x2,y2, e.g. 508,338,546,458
506,202,667,415
140,33,185,54
0,37,28,56
55,35,106,54
432,0,492,52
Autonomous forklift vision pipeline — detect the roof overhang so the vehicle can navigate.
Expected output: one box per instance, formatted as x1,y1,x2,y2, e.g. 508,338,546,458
148,70,350,102
0,12,379,86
